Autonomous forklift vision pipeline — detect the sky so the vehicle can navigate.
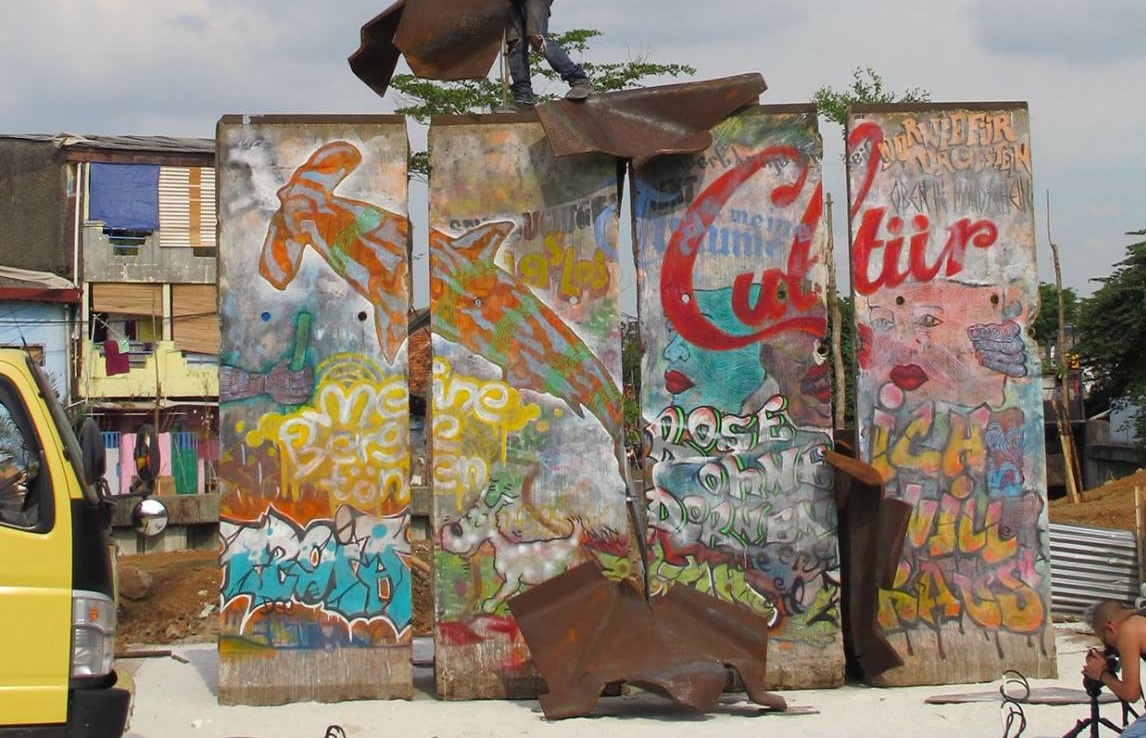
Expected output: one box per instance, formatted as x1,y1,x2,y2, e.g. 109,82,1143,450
2,0,1143,308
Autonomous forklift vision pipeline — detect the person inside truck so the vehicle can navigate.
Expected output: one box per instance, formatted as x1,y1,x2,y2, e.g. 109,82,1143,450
0,403,36,528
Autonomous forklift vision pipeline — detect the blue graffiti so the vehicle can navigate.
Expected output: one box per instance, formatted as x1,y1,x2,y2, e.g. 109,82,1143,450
220,506,411,636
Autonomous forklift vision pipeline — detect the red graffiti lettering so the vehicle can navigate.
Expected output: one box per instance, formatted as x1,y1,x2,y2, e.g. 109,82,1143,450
852,207,999,294
848,121,1001,295
661,147,826,351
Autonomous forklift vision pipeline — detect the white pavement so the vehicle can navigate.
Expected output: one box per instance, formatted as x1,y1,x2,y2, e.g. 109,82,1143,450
121,623,1131,738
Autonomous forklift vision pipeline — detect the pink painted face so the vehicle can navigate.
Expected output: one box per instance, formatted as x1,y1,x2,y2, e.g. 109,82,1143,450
861,280,1023,408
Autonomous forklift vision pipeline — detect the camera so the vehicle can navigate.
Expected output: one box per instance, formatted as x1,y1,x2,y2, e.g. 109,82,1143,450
1083,646,1120,694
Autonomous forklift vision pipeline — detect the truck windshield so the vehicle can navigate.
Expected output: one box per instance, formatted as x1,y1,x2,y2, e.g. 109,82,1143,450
25,355,100,506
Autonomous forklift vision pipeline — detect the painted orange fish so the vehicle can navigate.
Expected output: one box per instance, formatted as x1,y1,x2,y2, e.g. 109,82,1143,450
429,221,623,436
260,141,410,364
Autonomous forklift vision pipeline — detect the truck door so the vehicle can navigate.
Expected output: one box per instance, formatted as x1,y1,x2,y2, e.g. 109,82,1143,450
0,372,72,726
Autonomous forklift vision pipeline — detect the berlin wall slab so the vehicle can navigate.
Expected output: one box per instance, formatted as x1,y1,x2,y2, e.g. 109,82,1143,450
846,102,1055,685
216,116,413,703
634,105,843,689
427,116,629,699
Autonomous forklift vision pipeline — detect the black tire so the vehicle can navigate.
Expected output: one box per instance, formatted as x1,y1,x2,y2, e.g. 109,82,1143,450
76,417,106,485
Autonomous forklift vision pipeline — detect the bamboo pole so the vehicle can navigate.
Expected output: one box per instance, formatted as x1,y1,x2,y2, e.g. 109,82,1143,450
825,193,846,431
1047,191,1082,503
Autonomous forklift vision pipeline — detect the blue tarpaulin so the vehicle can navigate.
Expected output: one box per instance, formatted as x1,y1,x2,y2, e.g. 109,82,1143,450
88,163,160,231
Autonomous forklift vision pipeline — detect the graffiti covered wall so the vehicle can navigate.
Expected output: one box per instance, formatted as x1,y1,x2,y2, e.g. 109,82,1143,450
635,105,843,688
847,103,1055,685
216,116,413,703
428,118,629,699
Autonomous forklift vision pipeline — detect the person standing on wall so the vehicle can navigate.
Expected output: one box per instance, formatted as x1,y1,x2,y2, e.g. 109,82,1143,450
506,0,592,110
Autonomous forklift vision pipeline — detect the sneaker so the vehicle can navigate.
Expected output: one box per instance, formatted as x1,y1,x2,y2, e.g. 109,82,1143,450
565,79,593,101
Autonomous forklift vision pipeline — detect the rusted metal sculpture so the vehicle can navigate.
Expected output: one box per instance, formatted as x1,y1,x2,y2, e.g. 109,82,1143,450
507,562,788,719
535,74,766,168
348,6,766,167
830,431,912,680
349,0,509,97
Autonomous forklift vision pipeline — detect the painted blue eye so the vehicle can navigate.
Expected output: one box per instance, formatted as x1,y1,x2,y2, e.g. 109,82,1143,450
260,312,271,322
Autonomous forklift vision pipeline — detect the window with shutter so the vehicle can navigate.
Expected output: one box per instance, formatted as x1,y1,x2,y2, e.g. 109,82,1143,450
159,167,217,255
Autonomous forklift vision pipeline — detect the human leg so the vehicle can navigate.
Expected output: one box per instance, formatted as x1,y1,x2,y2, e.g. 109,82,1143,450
505,1,535,107
522,0,590,89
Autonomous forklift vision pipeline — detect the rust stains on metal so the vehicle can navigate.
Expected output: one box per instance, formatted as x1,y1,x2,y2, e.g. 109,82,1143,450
349,0,509,98
349,9,767,166
348,1,406,98
535,74,767,168
394,0,509,80
507,562,788,719
832,431,910,681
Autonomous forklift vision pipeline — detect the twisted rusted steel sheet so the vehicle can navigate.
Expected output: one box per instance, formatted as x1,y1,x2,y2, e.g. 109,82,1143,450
348,0,405,98
508,563,788,719
831,431,910,681
349,0,509,97
348,7,766,166
535,74,767,168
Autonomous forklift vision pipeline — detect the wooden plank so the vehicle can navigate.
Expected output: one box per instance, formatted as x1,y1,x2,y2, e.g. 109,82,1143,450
91,282,163,315
846,103,1056,685
172,283,219,355
215,118,412,704
427,118,628,699
633,105,843,689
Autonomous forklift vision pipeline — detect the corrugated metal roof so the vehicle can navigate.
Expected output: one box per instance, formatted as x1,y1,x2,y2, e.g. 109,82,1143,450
1049,521,1141,617
0,133,213,155
0,265,77,290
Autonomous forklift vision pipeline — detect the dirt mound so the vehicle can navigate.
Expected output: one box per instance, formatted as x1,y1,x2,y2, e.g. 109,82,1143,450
1048,467,1146,532
117,540,434,648
117,548,220,647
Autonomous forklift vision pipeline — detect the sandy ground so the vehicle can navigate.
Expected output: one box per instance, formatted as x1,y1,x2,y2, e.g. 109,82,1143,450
119,623,1136,738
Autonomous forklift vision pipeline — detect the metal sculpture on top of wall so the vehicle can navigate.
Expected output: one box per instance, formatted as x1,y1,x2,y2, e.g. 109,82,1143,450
635,105,843,689
846,102,1055,686
428,116,629,699
216,116,413,704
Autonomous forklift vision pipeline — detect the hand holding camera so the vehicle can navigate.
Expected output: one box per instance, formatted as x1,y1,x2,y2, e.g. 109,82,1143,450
1082,646,1119,689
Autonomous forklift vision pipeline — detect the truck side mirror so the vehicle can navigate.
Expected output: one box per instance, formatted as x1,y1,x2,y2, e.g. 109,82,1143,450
131,497,168,537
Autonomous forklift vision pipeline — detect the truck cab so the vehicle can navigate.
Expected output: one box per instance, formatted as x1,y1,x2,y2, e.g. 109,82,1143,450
0,349,164,738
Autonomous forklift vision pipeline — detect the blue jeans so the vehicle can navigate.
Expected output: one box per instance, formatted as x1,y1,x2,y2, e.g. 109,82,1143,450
506,0,587,103
1124,713,1146,738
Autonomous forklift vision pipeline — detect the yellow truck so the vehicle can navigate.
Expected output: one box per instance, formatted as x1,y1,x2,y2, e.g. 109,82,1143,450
0,349,165,738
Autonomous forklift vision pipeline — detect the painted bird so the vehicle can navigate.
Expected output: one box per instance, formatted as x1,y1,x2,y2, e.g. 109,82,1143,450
259,141,410,365
429,221,623,438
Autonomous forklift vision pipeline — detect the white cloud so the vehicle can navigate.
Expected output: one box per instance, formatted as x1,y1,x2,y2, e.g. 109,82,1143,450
968,0,1146,66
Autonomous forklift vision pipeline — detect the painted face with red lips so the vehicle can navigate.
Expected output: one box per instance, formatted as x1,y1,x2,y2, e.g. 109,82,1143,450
863,280,1014,406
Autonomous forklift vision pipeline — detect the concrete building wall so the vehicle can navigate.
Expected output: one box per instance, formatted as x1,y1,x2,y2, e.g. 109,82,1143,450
0,139,72,277
82,223,216,284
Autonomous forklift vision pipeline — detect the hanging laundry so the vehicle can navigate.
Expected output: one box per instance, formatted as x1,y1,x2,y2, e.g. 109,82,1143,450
103,340,130,376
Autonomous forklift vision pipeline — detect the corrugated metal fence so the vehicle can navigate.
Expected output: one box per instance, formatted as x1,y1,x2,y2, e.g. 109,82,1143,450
1049,522,1141,616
